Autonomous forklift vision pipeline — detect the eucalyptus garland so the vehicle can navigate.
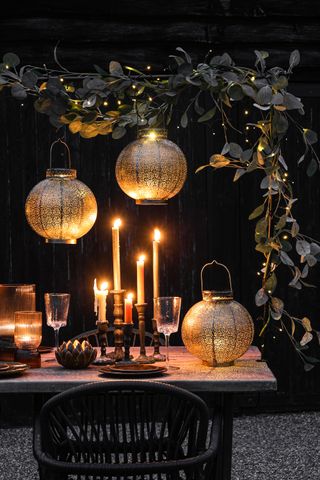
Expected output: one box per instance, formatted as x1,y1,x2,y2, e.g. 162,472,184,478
1,47,320,369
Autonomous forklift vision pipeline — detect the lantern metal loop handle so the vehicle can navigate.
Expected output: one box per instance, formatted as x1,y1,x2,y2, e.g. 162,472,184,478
49,138,72,169
200,259,233,295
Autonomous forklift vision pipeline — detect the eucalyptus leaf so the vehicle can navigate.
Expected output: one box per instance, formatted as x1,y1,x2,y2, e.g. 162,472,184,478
301,263,309,278
249,203,265,220
306,254,317,267
300,331,313,347
306,158,318,177
180,112,188,128
11,84,27,100
302,317,312,332
291,221,300,237
221,143,230,155
303,129,318,145
229,142,242,159
209,154,230,168
289,50,300,69
233,168,246,182
255,288,268,307
257,85,272,105
197,107,216,123
280,251,294,266
278,155,288,170
3,52,20,68
109,61,123,75
112,126,126,139
296,240,310,256
310,242,320,255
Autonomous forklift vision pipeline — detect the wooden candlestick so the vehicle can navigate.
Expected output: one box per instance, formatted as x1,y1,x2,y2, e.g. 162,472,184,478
109,289,126,361
135,303,155,364
152,319,166,362
117,322,135,365
93,318,114,365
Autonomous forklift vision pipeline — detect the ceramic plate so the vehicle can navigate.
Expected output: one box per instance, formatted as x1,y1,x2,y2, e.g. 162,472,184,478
99,364,167,378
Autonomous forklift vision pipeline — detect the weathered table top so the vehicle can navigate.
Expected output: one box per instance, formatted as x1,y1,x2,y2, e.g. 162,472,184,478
0,346,276,393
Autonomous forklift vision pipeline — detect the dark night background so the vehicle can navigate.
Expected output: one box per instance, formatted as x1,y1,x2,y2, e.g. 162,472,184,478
1,0,320,411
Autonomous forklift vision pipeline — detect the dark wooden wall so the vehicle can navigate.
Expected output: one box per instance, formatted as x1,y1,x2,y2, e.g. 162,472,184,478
1,1,320,410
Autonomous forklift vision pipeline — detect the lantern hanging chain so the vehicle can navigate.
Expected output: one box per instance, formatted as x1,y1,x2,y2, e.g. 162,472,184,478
49,138,72,169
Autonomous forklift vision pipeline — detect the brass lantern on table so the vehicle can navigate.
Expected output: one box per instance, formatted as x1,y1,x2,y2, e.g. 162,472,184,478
25,139,97,244
115,129,187,205
182,260,254,367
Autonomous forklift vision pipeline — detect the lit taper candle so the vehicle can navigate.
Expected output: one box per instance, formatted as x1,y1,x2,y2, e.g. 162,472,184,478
94,279,108,322
137,255,145,304
153,229,160,301
124,293,134,324
112,218,122,290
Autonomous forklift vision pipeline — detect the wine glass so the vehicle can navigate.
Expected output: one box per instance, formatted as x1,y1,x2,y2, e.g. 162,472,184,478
153,296,181,370
44,293,70,349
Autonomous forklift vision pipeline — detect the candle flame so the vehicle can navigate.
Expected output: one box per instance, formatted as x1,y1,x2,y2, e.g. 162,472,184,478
127,292,134,301
147,130,157,141
154,228,161,242
100,281,108,291
113,218,121,228
138,254,146,262
94,278,108,293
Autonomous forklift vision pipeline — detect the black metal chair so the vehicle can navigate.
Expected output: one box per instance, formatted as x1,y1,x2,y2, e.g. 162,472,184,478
71,327,164,347
34,381,221,480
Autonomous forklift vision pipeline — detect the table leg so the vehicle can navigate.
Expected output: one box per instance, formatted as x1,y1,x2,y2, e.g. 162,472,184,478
214,393,234,480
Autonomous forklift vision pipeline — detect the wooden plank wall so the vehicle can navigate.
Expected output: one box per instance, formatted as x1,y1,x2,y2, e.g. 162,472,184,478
1,0,320,409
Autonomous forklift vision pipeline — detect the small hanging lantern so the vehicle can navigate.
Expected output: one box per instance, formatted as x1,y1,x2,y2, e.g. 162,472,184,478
182,260,254,367
115,129,187,205
25,139,97,244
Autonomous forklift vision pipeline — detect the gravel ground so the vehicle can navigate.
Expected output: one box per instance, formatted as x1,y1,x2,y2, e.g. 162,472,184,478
0,412,319,480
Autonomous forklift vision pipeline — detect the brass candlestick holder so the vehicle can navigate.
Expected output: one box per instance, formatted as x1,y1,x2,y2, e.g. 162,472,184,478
135,303,155,364
152,318,166,361
117,322,135,365
93,318,114,366
109,289,126,361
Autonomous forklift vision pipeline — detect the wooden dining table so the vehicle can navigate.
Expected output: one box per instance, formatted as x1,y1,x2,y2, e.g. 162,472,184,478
0,345,276,480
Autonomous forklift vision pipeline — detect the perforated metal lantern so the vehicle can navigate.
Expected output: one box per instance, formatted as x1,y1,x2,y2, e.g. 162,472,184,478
115,129,187,205
25,139,97,244
182,260,254,367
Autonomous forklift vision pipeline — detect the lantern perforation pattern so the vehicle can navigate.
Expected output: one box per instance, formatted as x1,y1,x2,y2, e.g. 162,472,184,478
115,129,187,205
25,140,97,244
182,260,254,367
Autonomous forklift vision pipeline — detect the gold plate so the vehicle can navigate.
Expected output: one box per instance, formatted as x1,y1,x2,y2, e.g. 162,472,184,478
0,361,29,378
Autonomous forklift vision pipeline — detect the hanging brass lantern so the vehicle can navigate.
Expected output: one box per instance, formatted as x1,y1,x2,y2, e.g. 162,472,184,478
182,260,254,367
25,139,97,244
115,129,187,205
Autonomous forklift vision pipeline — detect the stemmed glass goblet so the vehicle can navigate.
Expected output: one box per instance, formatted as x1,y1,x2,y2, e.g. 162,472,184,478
44,293,70,349
153,296,181,370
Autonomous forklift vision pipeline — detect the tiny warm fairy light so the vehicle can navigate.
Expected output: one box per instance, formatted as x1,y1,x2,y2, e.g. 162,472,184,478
148,97,153,101
156,77,160,81
283,234,288,240
132,84,136,90
222,123,225,127
250,76,256,81
5,64,9,69
245,139,249,143
257,272,261,276
263,262,266,266
117,100,121,105
284,172,288,177
146,65,151,70
60,77,64,82
244,110,249,115
246,126,249,130
268,290,272,294
103,101,108,106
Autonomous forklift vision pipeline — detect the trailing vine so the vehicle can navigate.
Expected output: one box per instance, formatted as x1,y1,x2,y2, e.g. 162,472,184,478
1,47,320,369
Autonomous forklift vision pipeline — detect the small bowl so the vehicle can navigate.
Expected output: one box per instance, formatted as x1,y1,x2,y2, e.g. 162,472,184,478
55,340,97,369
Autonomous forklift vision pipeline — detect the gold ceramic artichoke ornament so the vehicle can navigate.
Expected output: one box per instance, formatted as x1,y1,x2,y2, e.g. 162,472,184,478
115,129,187,205
25,139,97,244
182,260,254,366
55,340,97,369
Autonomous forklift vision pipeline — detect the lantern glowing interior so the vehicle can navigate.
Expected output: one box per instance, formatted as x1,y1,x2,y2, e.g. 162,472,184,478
14,311,42,351
0,284,36,338
25,168,98,244
115,129,187,205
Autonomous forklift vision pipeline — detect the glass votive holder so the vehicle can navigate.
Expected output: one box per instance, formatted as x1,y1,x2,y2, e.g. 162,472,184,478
14,311,42,351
